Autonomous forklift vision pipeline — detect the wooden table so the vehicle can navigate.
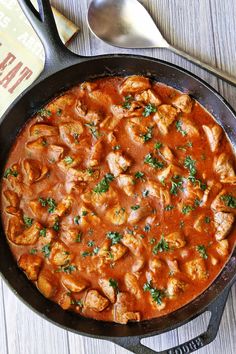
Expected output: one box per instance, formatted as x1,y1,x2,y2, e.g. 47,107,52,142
0,0,235,353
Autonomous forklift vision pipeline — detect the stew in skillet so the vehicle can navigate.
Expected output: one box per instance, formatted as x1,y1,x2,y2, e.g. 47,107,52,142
1,76,236,324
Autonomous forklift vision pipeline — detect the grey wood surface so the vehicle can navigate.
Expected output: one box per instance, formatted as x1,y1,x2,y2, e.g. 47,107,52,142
0,0,235,353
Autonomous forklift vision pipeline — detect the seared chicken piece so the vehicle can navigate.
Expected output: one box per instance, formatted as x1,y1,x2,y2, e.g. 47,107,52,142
111,101,144,119
214,153,235,181
82,188,118,209
160,145,175,163
18,254,43,281
100,115,122,130
167,278,186,297
26,137,48,152
89,90,113,106
80,81,98,92
58,293,71,310
61,274,88,293
165,231,186,249
185,258,208,280
4,189,19,207
216,239,229,257
120,75,151,94
114,292,141,324
132,257,145,272
84,290,109,312
121,233,143,256
172,94,193,113
23,159,48,184
59,122,83,147
203,125,222,152
153,104,178,135
54,196,72,217
180,118,199,137
14,222,41,245
214,211,234,240
89,140,103,167
126,120,148,145
65,167,99,183
47,145,64,162
166,259,180,274
110,243,128,261
105,205,127,225
211,189,236,213
128,202,152,224
37,269,58,298
30,124,58,137
193,214,205,232
99,278,116,303
107,152,131,177
124,273,141,299
47,93,75,113
117,174,135,196
50,241,72,266
79,206,101,227
149,258,164,273
135,89,162,106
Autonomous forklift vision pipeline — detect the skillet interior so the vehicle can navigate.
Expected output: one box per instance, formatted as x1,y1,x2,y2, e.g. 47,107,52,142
0,55,236,338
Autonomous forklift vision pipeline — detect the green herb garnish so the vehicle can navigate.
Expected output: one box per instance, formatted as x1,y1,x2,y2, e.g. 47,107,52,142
38,108,52,117
152,235,169,254
64,156,74,165
143,103,157,117
109,278,119,292
141,126,153,142
220,194,236,208
176,120,187,136
170,175,184,195
23,216,34,228
4,168,18,178
154,142,163,150
135,171,145,181
131,205,140,210
42,244,51,258
144,153,164,169
143,281,164,305
93,173,114,194
122,95,133,109
107,231,122,245
196,245,208,259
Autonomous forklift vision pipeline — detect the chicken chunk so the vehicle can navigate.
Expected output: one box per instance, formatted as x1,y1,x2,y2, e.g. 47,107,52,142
214,212,234,240
214,153,235,181
216,239,229,257
61,274,88,293
180,118,199,137
128,202,152,224
172,94,193,113
50,241,72,266
120,76,151,94
166,259,180,274
124,273,141,299
84,290,109,312
26,137,47,151
23,159,48,184
211,190,236,213
18,254,43,281
82,187,118,209
135,89,162,106
117,174,135,196
202,125,222,152
111,101,144,119
4,190,19,207
99,278,116,303
89,140,103,167
47,93,75,113
59,122,84,147
185,258,208,280
153,104,178,135
105,205,127,225
126,120,147,145
193,214,205,232
30,124,58,137
160,145,175,163
110,243,128,261
107,152,131,177
79,206,101,227
47,145,64,162
165,231,186,249
37,269,58,298
14,222,41,245
7,216,24,242
58,293,71,310
54,196,72,217
167,278,186,297
65,167,99,183
114,292,141,324
149,258,164,273
100,114,121,130
121,233,143,255
132,257,145,272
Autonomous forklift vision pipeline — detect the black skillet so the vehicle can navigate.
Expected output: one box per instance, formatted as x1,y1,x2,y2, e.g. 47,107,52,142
0,1,235,353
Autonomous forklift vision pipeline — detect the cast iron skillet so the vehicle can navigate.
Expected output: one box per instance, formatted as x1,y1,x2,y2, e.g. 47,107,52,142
0,1,235,353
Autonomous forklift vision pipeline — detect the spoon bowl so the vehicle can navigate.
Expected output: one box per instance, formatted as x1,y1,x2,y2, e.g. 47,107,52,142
87,0,236,86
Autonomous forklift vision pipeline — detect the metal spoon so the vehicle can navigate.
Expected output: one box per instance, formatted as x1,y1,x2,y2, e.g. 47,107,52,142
87,0,236,86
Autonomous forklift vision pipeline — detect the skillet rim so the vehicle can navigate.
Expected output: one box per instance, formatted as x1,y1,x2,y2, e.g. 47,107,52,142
0,53,235,340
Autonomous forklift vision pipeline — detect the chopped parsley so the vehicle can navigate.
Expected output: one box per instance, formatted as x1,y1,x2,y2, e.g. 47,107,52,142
56,108,62,116
144,153,164,169
42,244,51,258
149,238,156,245
29,248,37,255
93,173,114,194
144,224,151,232
41,139,48,146
182,205,195,214
154,142,163,150
38,197,56,213
184,156,196,176
164,204,174,211
131,205,140,211
87,240,95,247
39,228,47,237
75,232,82,242
93,246,100,255
176,120,187,136
141,126,153,142
179,220,185,228
64,156,74,165
84,122,99,139
113,145,121,151
122,95,133,109
143,281,164,305
82,210,88,216
53,217,60,231
220,194,236,208
205,216,211,224
170,175,184,195
194,198,201,207
153,235,169,254
60,264,77,273
107,231,122,245
109,278,119,292
74,215,80,225
135,171,145,181
3,168,18,178
143,103,157,117
81,250,91,257
142,189,150,197
196,245,208,259
38,108,51,117
71,299,83,307
23,216,34,228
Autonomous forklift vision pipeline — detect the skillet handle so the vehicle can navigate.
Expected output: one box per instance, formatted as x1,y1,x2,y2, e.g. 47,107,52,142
18,0,84,76
111,283,232,354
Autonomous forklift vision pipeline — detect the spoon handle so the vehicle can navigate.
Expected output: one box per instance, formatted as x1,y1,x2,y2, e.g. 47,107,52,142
169,45,236,86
